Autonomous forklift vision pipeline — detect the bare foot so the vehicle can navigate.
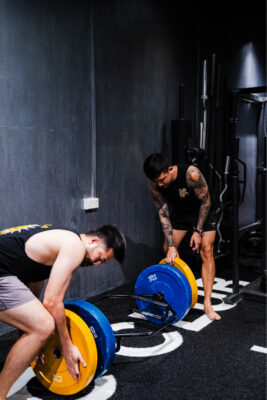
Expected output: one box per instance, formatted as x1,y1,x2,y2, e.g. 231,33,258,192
204,304,221,320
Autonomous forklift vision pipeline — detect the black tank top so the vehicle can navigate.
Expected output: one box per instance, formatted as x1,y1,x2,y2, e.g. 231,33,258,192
0,224,80,284
158,164,201,217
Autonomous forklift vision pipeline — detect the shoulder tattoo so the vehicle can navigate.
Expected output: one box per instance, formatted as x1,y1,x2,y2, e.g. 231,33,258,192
186,166,210,203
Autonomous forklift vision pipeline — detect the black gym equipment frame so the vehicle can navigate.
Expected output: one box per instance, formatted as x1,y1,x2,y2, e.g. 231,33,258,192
224,140,266,305
223,87,267,305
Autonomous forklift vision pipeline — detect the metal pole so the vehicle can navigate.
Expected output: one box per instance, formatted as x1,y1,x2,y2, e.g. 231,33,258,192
232,160,240,294
200,60,208,151
262,136,266,270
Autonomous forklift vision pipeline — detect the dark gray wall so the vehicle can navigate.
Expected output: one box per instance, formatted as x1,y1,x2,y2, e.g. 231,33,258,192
0,0,197,320
0,0,96,226
92,0,197,282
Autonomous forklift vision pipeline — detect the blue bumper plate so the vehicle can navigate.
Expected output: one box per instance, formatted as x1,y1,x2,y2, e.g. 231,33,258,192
134,264,192,324
65,300,115,378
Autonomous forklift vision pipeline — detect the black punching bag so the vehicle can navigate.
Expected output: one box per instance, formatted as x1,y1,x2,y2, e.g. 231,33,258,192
171,84,192,165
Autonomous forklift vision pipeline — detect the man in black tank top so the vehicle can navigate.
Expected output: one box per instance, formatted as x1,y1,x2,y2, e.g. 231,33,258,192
0,224,126,399
144,153,220,321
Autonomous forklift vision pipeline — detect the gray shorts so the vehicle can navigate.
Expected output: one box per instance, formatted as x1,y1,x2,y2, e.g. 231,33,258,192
0,275,35,311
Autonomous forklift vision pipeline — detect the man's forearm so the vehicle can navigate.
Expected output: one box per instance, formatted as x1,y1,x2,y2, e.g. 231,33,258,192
158,204,174,247
151,184,174,247
43,301,72,350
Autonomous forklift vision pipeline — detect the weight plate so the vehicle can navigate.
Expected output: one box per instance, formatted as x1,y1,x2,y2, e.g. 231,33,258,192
65,300,116,378
159,257,198,308
31,309,98,395
134,264,192,324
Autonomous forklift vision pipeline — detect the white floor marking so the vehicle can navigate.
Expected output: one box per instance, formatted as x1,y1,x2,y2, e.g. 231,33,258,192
195,290,237,312
128,312,146,320
77,375,117,400
197,277,249,293
112,321,183,356
250,345,267,354
174,314,214,331
7,368,116,400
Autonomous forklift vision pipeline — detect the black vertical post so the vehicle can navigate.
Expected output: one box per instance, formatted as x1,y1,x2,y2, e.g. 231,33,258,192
171,84,192,165
232,159,240,294
262,137,266,270
228,92,240,294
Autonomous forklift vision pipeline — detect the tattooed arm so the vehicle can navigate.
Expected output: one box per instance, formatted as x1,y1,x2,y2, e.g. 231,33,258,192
186,166,211,230
186,166,211,250
150,183,178,262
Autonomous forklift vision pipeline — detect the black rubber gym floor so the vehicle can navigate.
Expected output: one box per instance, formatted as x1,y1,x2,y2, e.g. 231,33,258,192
1,265,266,400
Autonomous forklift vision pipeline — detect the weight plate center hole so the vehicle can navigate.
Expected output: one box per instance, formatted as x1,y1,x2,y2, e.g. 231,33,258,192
53,347,62,359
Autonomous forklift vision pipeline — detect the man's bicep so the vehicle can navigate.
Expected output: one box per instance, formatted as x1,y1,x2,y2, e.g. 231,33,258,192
186,166,210,202
150,184,167,211
44,244,84,302
44,267,72,304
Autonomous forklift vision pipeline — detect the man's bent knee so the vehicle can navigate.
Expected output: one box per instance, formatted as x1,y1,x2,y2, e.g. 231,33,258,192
200,244,214,260
33,314,55,341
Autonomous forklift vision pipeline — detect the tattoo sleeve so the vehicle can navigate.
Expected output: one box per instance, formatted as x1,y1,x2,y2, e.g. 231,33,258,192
150,184,174,247
186,166,211,230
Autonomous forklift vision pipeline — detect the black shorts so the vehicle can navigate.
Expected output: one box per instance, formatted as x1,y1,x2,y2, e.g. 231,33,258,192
170,209,217,232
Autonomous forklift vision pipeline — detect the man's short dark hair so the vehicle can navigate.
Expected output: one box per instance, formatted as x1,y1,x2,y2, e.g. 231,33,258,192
86,225,126,263
143,153,170,181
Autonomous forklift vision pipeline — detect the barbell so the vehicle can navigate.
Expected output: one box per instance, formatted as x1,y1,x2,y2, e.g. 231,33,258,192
31,257,198,395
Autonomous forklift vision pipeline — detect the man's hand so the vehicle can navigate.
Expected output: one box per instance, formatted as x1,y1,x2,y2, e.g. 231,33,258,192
64,344,87,382
165,246,178,264
190,232,202,251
